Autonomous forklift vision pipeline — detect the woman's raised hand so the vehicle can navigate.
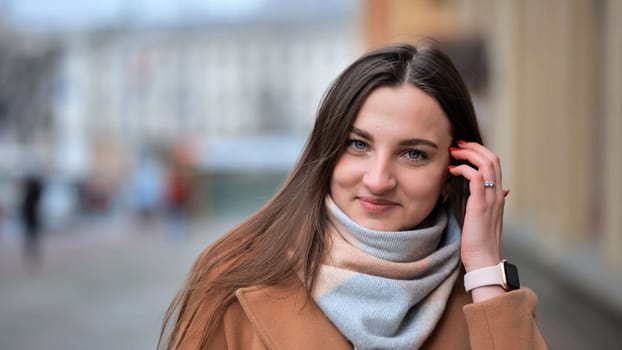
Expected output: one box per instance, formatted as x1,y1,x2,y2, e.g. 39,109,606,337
448,140,509,273
448,140,512,301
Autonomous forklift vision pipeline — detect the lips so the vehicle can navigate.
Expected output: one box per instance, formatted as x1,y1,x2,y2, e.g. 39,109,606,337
357,196,399,213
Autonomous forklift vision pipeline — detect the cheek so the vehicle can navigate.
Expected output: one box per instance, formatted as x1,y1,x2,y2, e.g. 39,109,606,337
330,157,361,190
401,166,448,199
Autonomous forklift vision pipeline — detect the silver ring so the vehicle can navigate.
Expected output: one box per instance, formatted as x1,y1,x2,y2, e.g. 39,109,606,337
484,181,496,188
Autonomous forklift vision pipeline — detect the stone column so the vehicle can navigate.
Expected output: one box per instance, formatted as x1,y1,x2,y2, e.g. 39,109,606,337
602,0,622,265
487,0,597,247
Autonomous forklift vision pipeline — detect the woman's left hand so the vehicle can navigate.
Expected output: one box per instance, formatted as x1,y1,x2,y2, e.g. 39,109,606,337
448,141,509,273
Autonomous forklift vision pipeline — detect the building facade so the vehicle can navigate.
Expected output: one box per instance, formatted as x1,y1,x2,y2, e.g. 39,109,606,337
53,17,359,178
363,0,622,313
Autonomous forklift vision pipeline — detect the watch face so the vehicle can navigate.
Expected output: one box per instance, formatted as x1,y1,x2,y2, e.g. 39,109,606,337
504,262,521,290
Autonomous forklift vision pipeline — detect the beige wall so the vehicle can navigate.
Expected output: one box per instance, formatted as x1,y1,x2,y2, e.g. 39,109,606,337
488,0,597,244
363,0,622,266
602,0,622,265
363,0,465,50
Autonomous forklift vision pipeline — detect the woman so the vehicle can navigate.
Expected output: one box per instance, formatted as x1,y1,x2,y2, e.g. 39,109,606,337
160,43,547,349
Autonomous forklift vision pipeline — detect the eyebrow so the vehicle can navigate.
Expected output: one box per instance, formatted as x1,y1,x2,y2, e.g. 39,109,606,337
350,127,439,149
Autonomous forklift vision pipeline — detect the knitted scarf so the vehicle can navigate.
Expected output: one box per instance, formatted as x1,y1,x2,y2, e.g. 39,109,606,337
311,197,461,350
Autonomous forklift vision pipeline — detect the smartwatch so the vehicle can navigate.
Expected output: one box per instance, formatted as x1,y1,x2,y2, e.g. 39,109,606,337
464,260,520,292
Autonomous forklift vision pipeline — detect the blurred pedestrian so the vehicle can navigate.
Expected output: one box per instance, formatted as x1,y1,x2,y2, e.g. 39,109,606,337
160,43,547,349
165,165,191,239
82,175,111,214
131,153,165,228
19,174,44,264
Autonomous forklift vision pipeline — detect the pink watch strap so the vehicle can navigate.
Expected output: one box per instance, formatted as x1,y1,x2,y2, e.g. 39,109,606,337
463,262,504,292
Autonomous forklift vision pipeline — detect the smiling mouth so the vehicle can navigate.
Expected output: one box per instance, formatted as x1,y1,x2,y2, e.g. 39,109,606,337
357,196,399,213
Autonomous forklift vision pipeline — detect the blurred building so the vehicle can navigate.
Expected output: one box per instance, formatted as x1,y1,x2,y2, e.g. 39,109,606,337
364,0,622,314
1,1,360,229
53,14,358,179
0,24,61,228
0,27,59,168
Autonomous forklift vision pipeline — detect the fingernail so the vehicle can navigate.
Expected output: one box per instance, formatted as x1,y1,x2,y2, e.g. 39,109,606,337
448,165,457,169
504,189,510,197
448,147,460,152
456,140,467,145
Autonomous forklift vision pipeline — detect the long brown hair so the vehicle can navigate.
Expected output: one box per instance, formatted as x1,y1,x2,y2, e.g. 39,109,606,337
159,42,482,348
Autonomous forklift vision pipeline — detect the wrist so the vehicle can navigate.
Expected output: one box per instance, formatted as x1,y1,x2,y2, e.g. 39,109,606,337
470,285,507,303
463,259,520,293
462,255,501,272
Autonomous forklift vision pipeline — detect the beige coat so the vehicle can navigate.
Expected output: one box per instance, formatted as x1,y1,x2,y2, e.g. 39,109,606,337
177,271,547,350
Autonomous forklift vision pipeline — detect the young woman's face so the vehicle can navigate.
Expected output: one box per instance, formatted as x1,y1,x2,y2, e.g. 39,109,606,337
330,84,453,231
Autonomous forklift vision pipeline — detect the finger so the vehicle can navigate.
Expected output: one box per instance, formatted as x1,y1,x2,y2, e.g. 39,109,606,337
448,164,505,210
454,141,503,188
449,147,500,194
448,164,487,195
456,141,503,185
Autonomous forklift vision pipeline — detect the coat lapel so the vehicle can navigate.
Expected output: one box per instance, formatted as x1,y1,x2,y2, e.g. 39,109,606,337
235,277,352,350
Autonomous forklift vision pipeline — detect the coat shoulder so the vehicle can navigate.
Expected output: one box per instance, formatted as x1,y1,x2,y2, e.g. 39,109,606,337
233,277,351,349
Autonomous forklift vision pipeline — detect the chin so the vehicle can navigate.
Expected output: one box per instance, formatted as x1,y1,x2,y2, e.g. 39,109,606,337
358,219,400,232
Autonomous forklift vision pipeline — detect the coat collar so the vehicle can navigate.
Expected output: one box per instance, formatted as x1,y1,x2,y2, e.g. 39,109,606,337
234,273,472,350
235,277,352,350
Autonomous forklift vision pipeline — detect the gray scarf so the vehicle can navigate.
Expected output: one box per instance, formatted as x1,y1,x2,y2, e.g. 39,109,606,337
312,197,461,350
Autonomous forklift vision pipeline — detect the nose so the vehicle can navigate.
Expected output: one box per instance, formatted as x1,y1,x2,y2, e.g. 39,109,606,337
362,155,397,194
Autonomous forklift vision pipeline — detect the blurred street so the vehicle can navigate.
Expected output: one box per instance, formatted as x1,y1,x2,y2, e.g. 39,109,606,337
1,211,620,350
0,213,239,350
502,231,622,350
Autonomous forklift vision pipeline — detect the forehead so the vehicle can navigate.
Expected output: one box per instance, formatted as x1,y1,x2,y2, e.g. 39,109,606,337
352,84,451,140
